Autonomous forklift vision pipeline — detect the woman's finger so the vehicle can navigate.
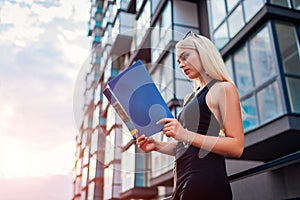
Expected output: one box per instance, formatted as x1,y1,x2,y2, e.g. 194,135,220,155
156,118,174,124
139,137,149,148
136,134,145,144
135,129,140,137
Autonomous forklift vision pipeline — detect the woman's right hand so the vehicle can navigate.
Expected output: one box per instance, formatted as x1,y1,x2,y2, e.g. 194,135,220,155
136,131,157,153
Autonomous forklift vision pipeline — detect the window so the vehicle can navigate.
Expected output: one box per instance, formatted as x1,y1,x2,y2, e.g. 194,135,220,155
87,182,95,200
135,150,146,186
270,0,300,9
104,168,113,199
249,26,276,85
293,0,300,10
243,0,264,22
228,4,244,37
151,1,172,62
229,22,286,131
90,129,98,154
241,96,259,131
275,21,300,75
152,54,176,103
151,0,160,14
151,133,175,177
227,0,239,11
89,157,96,181
286,77,300,113
208,0,264,49
257,82,283,123
225,57,234,81
121,145,135,192
275,21,300,114
214,22,229,49
209,0,226,29
136,1,151,47
270,0,291,8
233,44,253,96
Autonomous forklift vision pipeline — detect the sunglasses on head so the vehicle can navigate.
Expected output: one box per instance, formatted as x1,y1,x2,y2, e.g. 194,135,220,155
183,31,200,40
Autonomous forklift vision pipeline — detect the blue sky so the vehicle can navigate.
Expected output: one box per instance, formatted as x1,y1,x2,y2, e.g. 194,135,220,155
0,0,91,199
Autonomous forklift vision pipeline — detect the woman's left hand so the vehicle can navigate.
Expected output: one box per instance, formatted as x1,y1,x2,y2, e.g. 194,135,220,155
157,118,186,141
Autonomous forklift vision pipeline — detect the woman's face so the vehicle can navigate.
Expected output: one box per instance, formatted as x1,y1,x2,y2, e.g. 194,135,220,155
176,48,202,80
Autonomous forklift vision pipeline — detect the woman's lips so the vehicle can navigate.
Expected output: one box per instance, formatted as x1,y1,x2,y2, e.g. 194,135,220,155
184,69,190,74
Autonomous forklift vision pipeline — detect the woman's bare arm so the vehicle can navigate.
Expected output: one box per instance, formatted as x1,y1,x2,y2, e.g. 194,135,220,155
158,82,244,158
136,134,177,156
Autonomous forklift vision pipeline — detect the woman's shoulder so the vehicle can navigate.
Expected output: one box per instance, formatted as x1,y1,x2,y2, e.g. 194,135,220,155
213,81,236,92
209,81,238,99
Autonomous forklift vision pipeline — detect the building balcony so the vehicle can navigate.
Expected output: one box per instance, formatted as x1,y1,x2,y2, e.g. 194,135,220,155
95,20,102,28
94,35,101,43
110,10,134,56
241,114,300,162
128,27,151,65
125,0,136,13
102,2,118,29
102,24,113,48
150,169,173,187
120,187,158,200
116,0,130,11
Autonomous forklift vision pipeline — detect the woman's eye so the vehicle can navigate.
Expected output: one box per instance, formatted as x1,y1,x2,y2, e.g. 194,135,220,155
182,54,188,60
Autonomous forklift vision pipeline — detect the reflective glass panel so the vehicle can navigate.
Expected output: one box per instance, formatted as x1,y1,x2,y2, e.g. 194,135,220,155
257,82,283,123
90,129,98,154
243,0,264,22
241,95,259,131
225,57,234,82
286,77,300,113
214,22,229,49
151,0,160,14
87,182,95,200
275,21,300,75
293,0,300,10
89,157,96,180
104,168,113,199
121,145,135,192
175,79,194,100
270,0,290,7
163,2,172,29
136,1,151,47
135,151,145,186
227,0,239,11
233,45,253,96
250,26,276,85
228,5,244,37
210,0,226,29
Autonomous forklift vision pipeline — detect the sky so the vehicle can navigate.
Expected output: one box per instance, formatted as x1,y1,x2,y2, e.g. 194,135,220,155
0,0,91,199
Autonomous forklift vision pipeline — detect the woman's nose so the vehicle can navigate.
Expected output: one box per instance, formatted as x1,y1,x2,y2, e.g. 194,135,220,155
179,61,186,68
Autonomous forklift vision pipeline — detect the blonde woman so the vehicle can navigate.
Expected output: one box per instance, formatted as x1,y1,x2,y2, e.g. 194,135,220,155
136,32,244,199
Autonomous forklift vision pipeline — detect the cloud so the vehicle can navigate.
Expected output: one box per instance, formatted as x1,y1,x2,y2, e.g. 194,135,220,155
0,0,90,46
0,0,91,181
0,173,73,200
0,134,75,177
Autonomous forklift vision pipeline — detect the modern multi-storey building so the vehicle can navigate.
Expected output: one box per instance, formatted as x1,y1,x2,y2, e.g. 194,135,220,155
73,0,300,199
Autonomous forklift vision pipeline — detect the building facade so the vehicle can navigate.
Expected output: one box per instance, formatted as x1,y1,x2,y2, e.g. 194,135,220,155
73,0,300,199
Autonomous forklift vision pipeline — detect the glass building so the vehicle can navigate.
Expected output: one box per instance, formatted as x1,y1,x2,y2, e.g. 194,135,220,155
73,0,300,199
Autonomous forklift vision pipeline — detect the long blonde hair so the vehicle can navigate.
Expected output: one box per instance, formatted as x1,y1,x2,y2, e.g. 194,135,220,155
175,34,233,89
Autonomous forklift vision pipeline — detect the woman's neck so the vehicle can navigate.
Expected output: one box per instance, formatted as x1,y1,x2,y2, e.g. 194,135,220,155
197,75,213,89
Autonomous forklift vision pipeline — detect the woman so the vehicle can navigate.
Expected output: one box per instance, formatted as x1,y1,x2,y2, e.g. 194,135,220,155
136,32,244,200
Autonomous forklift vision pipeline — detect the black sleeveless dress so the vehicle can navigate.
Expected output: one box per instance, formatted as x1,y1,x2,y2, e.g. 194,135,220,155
172,80,232,200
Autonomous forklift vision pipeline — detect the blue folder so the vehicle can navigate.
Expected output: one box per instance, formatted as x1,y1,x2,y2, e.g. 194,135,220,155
103,60,173,139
